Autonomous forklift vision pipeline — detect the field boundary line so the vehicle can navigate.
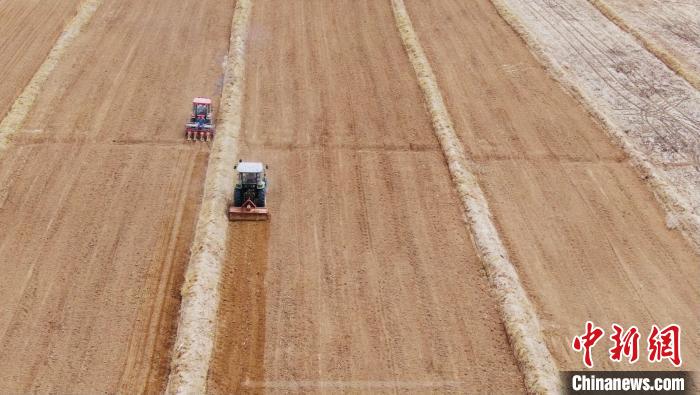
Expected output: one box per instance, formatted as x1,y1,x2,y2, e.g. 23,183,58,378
165,0,253,393
491,0,700,253
390,1,560,393
588,0,700,91
0,0,103,156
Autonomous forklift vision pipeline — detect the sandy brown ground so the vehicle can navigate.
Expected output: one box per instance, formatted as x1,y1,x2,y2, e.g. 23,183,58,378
494,0,700,253
206,0,524,393
0,0,81,119
405,0,700,371
0,0,235,392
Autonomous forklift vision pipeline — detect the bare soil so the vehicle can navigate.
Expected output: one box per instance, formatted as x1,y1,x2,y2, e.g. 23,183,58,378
1,0,697,392
0,0,81,119
596,0,700,88
405,0,700,371
206,0,525,393
0,0,235,392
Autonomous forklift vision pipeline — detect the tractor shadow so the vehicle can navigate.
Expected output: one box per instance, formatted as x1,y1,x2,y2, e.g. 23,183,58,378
207,221,270,394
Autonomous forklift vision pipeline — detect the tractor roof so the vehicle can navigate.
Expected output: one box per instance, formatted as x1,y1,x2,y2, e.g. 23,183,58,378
193,97,212,104
237,161,264,173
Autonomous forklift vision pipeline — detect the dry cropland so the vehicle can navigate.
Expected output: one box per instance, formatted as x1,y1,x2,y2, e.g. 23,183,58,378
0,0,698,394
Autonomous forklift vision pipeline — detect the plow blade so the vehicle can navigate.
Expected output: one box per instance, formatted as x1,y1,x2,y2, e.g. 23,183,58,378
228,199,269,221
228,206,269,221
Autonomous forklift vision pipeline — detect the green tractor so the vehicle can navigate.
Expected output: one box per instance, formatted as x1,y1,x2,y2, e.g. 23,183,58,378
228,160,269,221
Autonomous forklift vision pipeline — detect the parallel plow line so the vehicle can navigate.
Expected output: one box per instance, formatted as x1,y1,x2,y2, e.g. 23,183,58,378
491,0,700,253
0,0,103,156
588,0,700,91
165,0,253,393
390,1,560,393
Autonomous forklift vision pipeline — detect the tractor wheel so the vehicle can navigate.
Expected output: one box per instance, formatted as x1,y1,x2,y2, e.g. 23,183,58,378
256,189,266,208
234,189,243,207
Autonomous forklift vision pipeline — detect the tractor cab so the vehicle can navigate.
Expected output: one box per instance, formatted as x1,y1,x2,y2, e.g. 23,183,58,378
192,98,211,119
185,97,215,141
228,161,269,221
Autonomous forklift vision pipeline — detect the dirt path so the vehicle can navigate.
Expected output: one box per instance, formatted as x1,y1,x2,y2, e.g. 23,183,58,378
206,0,525,393
0,0,81,119
405,0,700,371
0,0,235,392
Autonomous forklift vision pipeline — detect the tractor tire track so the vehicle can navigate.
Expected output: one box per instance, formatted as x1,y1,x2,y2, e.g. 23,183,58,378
207,0,525,393
588,0,700,90
0,0,83,120
166,0,254,393
0,0,236,392
405,0,700,373
492,0,700,252
392,0,559,392
0,0,102,155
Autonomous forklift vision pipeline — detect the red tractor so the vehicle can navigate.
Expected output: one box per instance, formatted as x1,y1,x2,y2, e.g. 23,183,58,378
185,97,215,141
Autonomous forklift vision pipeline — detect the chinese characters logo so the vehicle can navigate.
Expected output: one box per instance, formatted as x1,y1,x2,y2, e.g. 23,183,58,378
571,321,681,368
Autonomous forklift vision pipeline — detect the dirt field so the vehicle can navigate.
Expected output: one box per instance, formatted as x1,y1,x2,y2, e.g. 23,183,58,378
592,0,700,89
404,0,700,370
0,0,81,119
206,0,525,393
492,0,700,252
0,0,235,392
1,0,698,393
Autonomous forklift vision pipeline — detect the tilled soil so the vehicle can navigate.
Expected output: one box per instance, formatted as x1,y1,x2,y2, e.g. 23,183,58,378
0,0,235,392
0,0,81,119
1,0,697,392
405,0,700,371
206,0,525,393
